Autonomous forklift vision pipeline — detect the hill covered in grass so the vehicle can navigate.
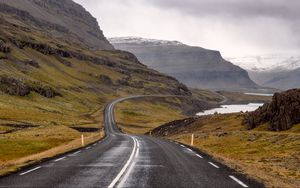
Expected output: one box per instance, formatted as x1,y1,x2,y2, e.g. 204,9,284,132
149,114,300,187
0,0,216,175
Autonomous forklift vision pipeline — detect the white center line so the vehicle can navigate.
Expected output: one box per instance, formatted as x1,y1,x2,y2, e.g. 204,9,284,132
135,139,140,158
196,154,203,158
229,175,249,187
118,137,140,188
54,157,66,162
19,166,41,176
93,143,97,146
108,136,138,188
208,162,220,168
86,146,91,150
180,144,186,148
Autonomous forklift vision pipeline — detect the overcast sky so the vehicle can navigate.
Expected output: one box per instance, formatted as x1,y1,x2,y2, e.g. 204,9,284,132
74,0,300,57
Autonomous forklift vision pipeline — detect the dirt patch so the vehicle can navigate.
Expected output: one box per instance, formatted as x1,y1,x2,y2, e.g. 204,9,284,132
70,127,100,133
0,124,36,134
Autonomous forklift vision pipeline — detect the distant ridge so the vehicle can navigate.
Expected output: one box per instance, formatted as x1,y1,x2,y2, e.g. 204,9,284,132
110,37,185,46
110,37,259,90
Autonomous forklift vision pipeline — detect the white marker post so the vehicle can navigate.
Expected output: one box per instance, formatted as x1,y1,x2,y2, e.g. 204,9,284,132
191,134,194,146
81,134,84,146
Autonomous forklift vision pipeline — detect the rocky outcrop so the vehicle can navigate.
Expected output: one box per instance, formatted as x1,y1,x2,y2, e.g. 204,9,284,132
0,76,60,98
24,60,40,68
54,56,72,67
0,0,113,49
98,75,113,85
0,76,31,96
149,117,198,136
244,89,300,131
0,39,10,53
30,83,61,98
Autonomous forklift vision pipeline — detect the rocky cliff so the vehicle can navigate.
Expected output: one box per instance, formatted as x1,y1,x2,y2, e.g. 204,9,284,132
110,37,259,90
244,89,300,131
0,0,113,50
0,0,213,120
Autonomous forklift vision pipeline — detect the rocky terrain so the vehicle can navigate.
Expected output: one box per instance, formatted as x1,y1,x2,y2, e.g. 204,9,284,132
0,0,113,50
110,37,259,91
244,89,300,131
0,0,221,175
0,1,199,105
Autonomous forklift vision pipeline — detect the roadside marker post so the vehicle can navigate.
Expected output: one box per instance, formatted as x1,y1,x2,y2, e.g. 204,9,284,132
81,134,84,146
191,134,194,146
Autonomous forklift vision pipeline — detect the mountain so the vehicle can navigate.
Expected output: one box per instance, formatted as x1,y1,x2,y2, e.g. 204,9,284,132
0,0,215,126
109,37,259,91
228,55,300,90
0,0,229,177
0,0,113,50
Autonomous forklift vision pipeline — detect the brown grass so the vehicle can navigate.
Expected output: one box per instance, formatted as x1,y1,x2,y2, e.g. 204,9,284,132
219,91,272,103
115,99,185,134
0,131,104,176
165,114,300,188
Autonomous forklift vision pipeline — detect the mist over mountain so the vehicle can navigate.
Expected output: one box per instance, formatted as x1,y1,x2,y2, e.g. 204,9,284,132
229,55,300,90
110,37,259,91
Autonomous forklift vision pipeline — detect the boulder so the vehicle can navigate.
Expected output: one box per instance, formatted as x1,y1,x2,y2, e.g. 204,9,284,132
24,60,40,68
244,89,300,131
98,75,113,85
31,84,61,98
0,40,10,53
0,76,30,96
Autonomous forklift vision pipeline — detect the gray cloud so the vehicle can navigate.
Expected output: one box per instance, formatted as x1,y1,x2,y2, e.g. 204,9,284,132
147,0,300,20
73,0,300,57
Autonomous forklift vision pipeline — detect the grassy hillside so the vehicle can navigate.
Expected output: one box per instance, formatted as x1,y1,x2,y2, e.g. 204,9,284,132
0,11,202,175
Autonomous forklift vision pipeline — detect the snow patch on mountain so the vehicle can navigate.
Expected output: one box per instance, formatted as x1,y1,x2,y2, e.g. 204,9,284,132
109,37,185,46
226,55,300,72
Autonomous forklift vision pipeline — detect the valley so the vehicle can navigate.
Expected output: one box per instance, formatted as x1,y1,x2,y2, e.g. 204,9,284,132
0,0,299,188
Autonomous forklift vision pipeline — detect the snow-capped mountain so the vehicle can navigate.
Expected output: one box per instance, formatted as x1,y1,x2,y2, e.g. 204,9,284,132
109,37,185,46
226,54,300,90
109,37,259,91
227,55,300,72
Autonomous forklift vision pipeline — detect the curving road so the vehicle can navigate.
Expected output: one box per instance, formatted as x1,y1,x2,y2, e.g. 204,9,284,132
0,96,264,188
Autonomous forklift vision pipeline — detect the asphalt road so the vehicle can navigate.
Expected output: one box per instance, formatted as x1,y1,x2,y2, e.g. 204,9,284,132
0,96,264,188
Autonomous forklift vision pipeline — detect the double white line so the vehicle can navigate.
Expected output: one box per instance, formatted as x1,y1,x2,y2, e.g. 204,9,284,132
108,136,139,188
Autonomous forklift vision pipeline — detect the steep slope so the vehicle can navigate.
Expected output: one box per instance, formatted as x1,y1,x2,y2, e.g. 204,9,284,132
0,1,199,123
0,0,220,174
110,37,259,90
0,0,113,50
